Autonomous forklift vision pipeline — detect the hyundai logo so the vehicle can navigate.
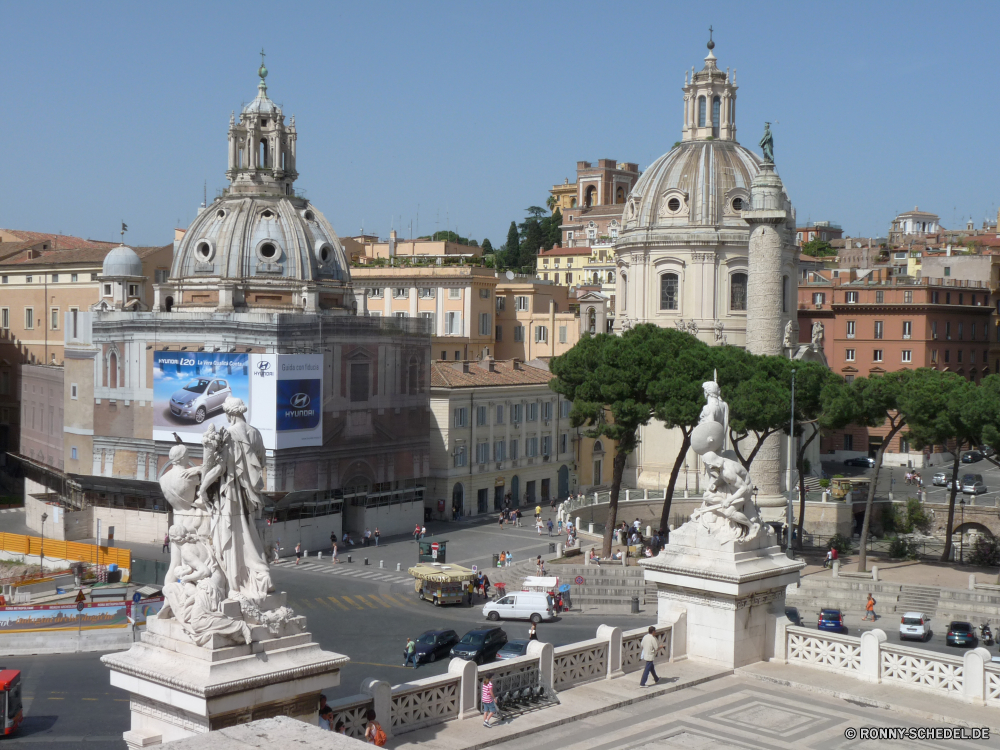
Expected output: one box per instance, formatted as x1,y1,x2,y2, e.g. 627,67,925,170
257,361,271,371
290,393,311,409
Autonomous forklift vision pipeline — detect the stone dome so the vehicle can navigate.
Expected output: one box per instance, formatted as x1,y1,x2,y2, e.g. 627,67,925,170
621,140,761,233
102,244,143,277
172,197,350,285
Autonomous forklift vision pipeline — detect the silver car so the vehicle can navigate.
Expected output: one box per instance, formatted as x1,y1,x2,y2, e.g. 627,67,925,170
169,377,231,423
963,479,988,495
932,472,949,487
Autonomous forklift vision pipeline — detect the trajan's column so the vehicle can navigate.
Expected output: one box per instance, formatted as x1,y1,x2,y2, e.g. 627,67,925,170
741,124,798,517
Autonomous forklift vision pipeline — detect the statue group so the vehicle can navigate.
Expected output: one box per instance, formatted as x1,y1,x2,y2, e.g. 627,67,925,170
687,380,765,544
157,397,290,646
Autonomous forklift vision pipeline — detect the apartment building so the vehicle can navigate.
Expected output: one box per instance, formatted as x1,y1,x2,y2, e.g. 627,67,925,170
351,265,498,361
348,230,483,262
535,245,617,330
428,358,574,518
535,246,590,286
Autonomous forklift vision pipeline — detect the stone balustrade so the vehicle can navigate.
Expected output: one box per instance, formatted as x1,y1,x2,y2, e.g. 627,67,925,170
780,623,1000,706
622,624,671,673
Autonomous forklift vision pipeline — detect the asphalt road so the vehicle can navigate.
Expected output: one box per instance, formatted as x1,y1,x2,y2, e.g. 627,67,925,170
829,453,1000,506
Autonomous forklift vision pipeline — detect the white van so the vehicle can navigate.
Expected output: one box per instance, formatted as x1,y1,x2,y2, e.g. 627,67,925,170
483,591,554,623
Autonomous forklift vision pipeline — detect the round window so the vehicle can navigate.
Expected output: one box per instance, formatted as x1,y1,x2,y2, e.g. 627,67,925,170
216,209,226,219
731,197,743,212
304,210,315,221
196,241,213,261
667,197,681,212
319,245,331,263
261,210,274,219
259,242,277,259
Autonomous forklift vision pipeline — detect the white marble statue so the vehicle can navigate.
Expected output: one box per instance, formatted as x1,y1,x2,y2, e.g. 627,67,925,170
783,320,795,349
811,321,824,347
157,397,285,647
688,385,763,544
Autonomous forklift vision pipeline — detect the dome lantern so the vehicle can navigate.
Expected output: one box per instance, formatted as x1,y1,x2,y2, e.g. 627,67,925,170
682,33,738,143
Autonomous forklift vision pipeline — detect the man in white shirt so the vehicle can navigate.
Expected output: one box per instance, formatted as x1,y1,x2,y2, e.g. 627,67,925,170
639,626,661,687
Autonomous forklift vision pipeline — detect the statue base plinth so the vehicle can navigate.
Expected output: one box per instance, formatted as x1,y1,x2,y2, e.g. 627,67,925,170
641,521,803,669
102,593,348,749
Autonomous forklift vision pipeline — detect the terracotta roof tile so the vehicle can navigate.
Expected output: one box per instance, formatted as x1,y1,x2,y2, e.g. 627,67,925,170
0,229,116,250
0,244,170,267
538,247,592,257
431,359,554,388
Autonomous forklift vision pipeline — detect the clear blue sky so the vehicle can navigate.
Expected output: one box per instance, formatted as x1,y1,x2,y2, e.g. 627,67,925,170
2,0,996,247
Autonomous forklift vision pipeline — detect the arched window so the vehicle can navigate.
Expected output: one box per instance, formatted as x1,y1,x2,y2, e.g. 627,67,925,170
616,187,624,204
588,308,596,335
281,151,286,170
238,148,244,168
730,272,748,311
712,96,721,134
108,352,118,389
585,186,596,207
608,271,615,284
570,198,577,208
259,139,268,167
698,96,706,127
164,296,174,312
621,273,627,311
660,273,679,310
593,440,604,454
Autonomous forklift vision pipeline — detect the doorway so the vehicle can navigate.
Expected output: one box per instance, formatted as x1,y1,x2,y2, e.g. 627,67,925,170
452,483,464,517
494,485,504,511
558,465,569,499
541,478,550,504
477,488,488,515
526,480,536,506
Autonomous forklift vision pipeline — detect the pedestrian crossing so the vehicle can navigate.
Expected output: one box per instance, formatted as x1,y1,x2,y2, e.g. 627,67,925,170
291,592,414,612
279,560,412,585
0,507,23,514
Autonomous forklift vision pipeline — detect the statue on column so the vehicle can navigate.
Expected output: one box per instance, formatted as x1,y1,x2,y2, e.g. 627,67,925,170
783,321,795,350
759,122,774,163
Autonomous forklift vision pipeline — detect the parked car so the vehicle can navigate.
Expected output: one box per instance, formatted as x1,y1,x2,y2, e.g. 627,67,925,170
963,479,989,495
844,456,874,468
785,607,803,627
483,592,554,623
496,639,531,661
946,621,977,647
413,629,459,664
979,445,996,458
932,472,949,487
817,609,847,634
169,377,231,423
962,450,984,464
450,627,508,664
899,612,930,642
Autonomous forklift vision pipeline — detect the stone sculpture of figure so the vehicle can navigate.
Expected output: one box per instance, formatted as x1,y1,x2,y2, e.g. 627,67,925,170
217,397,273,602
686,320,699,335
783,320,795,349
714,320,725,343
812,321,825,347
187,579,252,647
698,380,729,432
760,122,774,163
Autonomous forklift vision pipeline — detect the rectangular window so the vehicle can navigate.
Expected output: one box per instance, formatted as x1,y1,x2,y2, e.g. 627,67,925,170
448,288,461,300
944,350,950,363
541,435,552,456
51,274,59,283
946,292,951,304
514,325,524,342
479,288,490,299
561,400,571,418
103,283,111,296
932,321,938,339
566,272,573,283
71,383,78,400
71,447,78,460
418,287,434,298
476,442,489,465
350,363,370,402
512,403,523,423
128,284,138,297
393,311,407,319
946,322,952,339
846,321,856,338
50,308,59,330
515,296,529,311
526,437,538,457
495,325,502,341
0,308,8,329
154,269,168,283
660,274,678,310
944,267,951,276
873,349,883,362
874,321,883,339
559,325,567,343
846,291,858,303
509,439,519,460
971,350,976,364
902,350,912,363
454,445,467,467
932,291,940,304
445,311,461,335
90,273,98,281
26,275,32,283
527,402,538,421
844,434,854,451
930,349,938,363
542,401,553,420
904,290,913,303
393,288,408,299
495,296,505,312
419,311,434,330
875,290,884,303
958,322,964,340
367,288,384,298
24,308,33,329
453,407,468,428
476,405,487,426
535,325,548,343
845,375,855,384
494,440,505,462
495,405,504,424
845,348,855,362
972,322,977,339
479,313,491,336
958,350,963,363
902,321,912,339
0,276,6,283
560,433,568,454
812,292,825,305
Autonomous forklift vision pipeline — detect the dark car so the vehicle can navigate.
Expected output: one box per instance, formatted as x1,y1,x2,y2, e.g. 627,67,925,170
413,629,459,664
496,639,531,660
844,456,874,468
817,608,847,634
962,451,984,464
946,621,978,648
450,627,508,664
785,607,803,627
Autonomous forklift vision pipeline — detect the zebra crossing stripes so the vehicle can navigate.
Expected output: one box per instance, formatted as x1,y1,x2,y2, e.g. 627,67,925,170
0,508,23,514
283,561,411,584
294,592,412,612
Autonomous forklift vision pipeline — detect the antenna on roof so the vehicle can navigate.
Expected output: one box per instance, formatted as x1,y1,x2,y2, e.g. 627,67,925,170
202,180,207,209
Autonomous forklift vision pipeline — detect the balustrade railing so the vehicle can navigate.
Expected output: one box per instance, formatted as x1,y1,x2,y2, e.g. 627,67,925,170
621,625,670,673
390,674,461,732
553,638,608,689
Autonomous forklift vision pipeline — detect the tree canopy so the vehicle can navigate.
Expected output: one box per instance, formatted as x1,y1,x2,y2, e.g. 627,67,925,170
801,239,837,257
481,238,493,254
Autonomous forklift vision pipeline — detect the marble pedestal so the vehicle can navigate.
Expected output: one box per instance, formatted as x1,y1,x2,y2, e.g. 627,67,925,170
640,522,803,669
102,592,349,749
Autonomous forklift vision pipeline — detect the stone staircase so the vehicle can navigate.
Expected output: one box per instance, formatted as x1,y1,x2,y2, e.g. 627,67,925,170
896,584,941,617
489,560,651,612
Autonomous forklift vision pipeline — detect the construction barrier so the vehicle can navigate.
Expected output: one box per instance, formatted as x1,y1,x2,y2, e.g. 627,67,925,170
0,532,130,571
0,597,163,633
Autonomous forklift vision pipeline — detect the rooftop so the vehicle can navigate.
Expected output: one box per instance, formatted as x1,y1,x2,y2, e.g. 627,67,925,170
0,244,169,267
0,229,116,250
538,246,594,257
431,359,553,388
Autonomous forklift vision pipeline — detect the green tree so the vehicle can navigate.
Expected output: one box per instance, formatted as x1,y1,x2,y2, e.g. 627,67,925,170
801,239,837,257
546,195,558,212
647,331,715,535
823,370,914,571
481,238,493,254
550,325,670,556
504,221,519,270
519,218,545,267
542,208,563,250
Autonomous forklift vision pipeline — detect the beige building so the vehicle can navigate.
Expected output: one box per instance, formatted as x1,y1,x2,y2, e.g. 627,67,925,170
494,278,586,361
428,358,574,518
535,247,591,286
351,230,483,263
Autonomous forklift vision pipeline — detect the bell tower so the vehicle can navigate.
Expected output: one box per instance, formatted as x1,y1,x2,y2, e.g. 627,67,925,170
681,29,738,142
225,51,299,197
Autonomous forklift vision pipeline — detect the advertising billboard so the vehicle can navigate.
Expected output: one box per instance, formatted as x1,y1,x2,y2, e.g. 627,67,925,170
0,598,164,633
153,351,322,449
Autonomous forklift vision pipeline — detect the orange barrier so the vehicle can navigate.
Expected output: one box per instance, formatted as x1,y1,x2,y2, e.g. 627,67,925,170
0,532,130,570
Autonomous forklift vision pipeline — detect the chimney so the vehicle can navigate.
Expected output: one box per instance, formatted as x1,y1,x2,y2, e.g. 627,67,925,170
389,229,397,257
480,356,496,373
512,359,522,371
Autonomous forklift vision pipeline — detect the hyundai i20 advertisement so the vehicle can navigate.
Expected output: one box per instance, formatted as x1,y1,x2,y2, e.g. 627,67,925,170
153,351,322,448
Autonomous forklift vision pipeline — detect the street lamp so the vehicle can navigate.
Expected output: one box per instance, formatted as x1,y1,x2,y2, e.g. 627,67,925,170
40,512,48,573
786,368,796,560
959,498,966,564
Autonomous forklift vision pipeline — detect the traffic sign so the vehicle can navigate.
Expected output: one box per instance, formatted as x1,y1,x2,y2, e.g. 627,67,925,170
133,592,141,604
472,565,478,573
431,543,439,550
574,576,585,585
76,601,85,612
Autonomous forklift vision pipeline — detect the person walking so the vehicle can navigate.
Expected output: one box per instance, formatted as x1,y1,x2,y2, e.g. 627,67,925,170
482,573,491,599
639,626,661,687
162,533,169,554
505,551,512,567
413,523,421,543
536,517,544,535
403,637,417,668
295,542,302,566
535,504,542,520
331,542,340,564
863,593,877,621
547,519,554,536
363,528,371,547
374,527,380,547
364,709,386,746
516,508,522,527
499,551,506,568
528,622,538,641
481,676,497,728
420,525,427,540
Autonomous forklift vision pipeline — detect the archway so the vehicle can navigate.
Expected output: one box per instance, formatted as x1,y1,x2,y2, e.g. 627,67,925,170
585,186,596,207
452,482,464,517
558,465,569,499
